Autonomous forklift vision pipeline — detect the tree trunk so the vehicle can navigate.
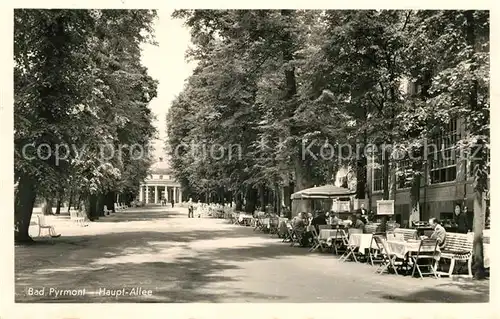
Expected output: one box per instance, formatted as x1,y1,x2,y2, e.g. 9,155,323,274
67,188,74,213
14,174,37,243
85,194,98,221
76,193,82,210
259,184,265,210
42,197,53,215
244,187,257,214
472,189,486,278
55,194,62,215
235,190,243,211
96,193,105,216
356,153,367,200
106,191,115,213
409,160,422,225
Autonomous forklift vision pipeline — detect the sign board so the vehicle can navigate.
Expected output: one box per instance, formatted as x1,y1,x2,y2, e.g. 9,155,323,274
332,199,350,212
376,200,394,215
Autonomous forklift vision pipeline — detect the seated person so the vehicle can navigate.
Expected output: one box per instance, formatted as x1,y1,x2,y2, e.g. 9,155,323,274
329,212,341,225
307,212,314,226
429,218,447,248
351,214,365,230
292,212,308,246
310,211,327,232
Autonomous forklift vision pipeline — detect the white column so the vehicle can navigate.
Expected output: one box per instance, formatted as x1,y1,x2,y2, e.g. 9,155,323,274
155,186,159,204
179,188,182,203
174,187,178,203
166,187,170,202
145,186,149,204
139,186,143,202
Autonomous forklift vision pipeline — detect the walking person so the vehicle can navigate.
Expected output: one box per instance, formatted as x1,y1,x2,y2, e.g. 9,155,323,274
188,198,194,218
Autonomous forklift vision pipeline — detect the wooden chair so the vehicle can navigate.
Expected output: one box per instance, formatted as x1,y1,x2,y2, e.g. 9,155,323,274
309,226,326,253
368,232,386,266
333,228,349,255
37,215,61,239
373,235,400,275
290,226,304,247
393,228,417,241
340,228,363,262
411,239,439,279
437,233,473,278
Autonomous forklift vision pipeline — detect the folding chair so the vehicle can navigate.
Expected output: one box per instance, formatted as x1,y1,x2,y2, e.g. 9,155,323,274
290,227,304,247
411,239,439,279
253,217,262,231
282,222,293,243
333,228,348,255
368,233,386,266
309,226,324,252
373,235,400,275
339,228,363,262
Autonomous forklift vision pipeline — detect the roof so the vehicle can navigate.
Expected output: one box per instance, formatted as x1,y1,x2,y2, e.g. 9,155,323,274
150,158,172,175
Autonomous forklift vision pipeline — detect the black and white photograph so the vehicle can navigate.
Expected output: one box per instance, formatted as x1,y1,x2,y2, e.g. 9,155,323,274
7,4,493,311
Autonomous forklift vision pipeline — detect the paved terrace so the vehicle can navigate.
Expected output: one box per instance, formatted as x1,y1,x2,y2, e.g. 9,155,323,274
15,207,489,303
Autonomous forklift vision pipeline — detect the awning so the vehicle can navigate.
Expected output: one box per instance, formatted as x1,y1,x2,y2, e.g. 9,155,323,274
291,184,356,200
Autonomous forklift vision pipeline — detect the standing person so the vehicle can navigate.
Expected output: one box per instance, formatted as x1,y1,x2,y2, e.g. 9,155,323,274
171,198,175,208
188,198,194,218
454,204,469,234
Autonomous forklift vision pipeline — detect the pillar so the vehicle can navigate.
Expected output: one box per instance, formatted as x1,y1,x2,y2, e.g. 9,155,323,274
179,188,182,203
155,186,159,204
139,186,143,202
145,186,149,204
165,187,169,202
174,187,178,203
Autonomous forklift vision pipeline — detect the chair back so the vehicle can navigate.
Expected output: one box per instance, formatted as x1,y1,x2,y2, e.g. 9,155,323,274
394,228,417,241
373,234,391,255
310,226,319,238
415,239,438,258
37,214,47,227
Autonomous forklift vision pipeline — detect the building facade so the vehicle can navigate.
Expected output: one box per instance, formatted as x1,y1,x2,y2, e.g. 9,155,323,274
138,158,182,205
366,79,488,225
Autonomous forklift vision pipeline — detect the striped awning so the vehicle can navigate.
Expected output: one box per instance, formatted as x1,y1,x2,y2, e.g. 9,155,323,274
291,184,356,200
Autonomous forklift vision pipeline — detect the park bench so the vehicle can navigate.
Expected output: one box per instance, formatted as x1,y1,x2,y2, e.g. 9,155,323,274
70,209,87,226
36,215,61,239
103,205,112,215
437,232,473,278
392,228,418,241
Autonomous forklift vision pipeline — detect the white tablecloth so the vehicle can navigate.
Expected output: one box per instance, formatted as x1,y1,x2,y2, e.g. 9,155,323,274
319,229,344,240
238,214,253,222
348,234,378,251
386,240,438,259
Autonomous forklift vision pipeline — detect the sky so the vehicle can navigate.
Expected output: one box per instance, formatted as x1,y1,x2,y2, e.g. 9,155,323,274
140,10,196,160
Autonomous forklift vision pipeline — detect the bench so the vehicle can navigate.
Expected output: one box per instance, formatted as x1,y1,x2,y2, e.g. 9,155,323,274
103,205,112,215
69,209,87,226
392,228,417,241
437,232,473,278
37,215,61,239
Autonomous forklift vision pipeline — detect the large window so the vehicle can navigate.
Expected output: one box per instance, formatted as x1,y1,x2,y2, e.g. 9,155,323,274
429,120,458,184
396,158,413,189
